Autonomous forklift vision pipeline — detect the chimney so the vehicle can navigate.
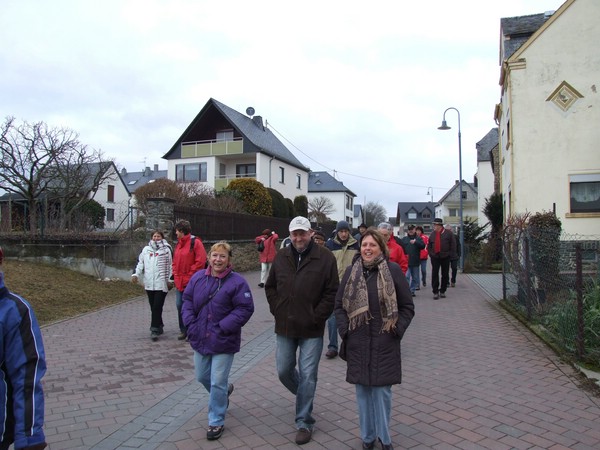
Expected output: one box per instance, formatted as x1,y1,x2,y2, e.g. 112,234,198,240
144,167,151,176
121,168,127,176
154,164,159,172
252,115,264,130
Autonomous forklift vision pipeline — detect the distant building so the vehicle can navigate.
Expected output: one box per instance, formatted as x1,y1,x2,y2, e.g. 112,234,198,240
307,171,356,226
395,202,437,234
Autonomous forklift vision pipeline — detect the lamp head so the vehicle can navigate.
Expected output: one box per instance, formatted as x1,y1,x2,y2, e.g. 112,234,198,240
438,120,451,130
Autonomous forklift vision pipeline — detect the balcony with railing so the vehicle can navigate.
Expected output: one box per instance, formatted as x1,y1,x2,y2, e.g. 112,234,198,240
181,137,243,158
214,173,257,191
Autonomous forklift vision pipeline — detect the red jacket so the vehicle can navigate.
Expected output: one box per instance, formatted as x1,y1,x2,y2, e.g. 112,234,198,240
172,234,207,291
387,237,408,273
419,234,429,260
255,232,279,263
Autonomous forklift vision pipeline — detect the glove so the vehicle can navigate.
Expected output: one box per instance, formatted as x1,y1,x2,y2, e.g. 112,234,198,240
19,443,47,450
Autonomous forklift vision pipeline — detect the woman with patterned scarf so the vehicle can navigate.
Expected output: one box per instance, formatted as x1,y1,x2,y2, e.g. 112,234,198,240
132,230,173,341
335,228,415,450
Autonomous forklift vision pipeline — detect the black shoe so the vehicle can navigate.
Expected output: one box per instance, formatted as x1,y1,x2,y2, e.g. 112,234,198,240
433,293,439,300
325,349,338,359
411,292,415,297
258,283,265,288
451,282,456,287
151,331,159,341
295,428,312,445
423,281,427,287
440,292,446,298
378,438,394,450
207,425,224,440
227,383,234,407
177,332,187,340
362,440,375,449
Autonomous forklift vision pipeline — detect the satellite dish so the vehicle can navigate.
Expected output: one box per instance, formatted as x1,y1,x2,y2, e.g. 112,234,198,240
246,107,255,117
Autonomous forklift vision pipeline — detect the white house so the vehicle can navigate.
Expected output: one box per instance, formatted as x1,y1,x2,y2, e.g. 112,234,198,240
496,0,600,234
90,162,131,231
475,128,498,233
307,171,356,227
162,98,310,202
434,180,478,231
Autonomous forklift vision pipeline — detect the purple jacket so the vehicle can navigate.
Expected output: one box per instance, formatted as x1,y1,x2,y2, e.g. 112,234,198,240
181,266,254,355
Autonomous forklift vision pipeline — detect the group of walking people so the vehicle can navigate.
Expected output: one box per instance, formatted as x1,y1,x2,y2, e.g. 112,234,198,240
130,215,462,448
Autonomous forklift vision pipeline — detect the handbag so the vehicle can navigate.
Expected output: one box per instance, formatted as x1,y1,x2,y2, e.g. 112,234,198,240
257,240,265,252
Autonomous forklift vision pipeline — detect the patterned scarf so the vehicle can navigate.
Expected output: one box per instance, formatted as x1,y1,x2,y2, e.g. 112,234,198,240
150,239,172,293
342,254,398,333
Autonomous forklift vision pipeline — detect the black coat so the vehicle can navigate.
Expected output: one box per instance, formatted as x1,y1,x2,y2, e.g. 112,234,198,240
335,261,414,386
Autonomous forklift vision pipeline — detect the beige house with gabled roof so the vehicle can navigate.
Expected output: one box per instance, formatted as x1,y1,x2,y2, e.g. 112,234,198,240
496,0,600,235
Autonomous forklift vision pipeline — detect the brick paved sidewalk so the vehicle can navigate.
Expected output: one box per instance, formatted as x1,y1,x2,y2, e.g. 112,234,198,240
41,271,600,449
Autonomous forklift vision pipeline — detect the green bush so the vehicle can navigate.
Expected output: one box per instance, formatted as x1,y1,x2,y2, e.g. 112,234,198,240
226,178,273,216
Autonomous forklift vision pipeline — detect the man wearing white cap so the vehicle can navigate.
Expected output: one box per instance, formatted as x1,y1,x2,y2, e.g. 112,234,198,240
265,216,339,445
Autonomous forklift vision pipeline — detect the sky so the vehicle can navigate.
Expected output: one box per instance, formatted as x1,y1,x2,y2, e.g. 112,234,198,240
0,0,566,218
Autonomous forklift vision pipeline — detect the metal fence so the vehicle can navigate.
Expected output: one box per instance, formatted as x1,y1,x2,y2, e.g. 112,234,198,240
502,230,600,365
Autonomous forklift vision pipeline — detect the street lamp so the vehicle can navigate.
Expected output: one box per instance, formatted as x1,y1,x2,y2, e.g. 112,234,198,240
426,187,433,203
438,107,464,271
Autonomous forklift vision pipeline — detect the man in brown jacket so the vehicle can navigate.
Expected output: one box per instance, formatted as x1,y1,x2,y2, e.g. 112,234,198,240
265,216,339,445
427,218,457,299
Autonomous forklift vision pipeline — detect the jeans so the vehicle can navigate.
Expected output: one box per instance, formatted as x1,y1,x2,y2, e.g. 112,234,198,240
175,289,186,333
146,290,167,331
405,266,420,293
420,259,427,285
326,314,338,351
431,257,450,294
260,262,272,284
275,335,323,430
194,351,234,426
355,384,392,445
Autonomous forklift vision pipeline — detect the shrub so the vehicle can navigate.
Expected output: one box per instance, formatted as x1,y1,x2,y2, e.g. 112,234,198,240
226,178,273,216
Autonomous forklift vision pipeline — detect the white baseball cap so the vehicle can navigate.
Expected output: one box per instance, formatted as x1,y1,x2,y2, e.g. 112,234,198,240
289,216,311,232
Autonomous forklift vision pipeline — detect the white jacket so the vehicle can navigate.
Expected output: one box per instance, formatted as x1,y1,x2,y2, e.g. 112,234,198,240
133,239,173,292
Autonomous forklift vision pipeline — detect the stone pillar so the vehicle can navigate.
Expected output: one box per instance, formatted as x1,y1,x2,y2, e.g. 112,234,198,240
145,198,176,234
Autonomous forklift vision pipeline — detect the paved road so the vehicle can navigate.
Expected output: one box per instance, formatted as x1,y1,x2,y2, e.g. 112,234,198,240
41,271,600,449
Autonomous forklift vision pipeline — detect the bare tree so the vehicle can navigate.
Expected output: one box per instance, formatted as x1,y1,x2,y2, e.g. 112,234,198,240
364,201,387,226
308,196,335,225
0,116,114,234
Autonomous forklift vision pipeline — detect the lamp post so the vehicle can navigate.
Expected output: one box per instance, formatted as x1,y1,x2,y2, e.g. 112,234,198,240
438,107,464,271
426,187,433,203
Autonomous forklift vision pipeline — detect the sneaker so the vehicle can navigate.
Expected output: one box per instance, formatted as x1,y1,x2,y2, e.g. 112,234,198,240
295,428,312,445
363,441,375,449
207,425,224,440
151,331,159,341
158,326,164,335
416,286,420,290
411,292,415,297
440,292,446,298
451,282,456,287
423,281,427,287
227,383,234,408
177,332,187,341
325,350,338,359
433,293,439,300
258,283,265,288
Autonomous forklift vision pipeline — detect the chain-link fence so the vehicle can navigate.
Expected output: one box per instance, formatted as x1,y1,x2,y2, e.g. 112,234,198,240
502,229,600,365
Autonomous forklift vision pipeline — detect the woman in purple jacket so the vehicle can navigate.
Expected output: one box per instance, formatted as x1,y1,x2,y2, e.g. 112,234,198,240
182,241,254,441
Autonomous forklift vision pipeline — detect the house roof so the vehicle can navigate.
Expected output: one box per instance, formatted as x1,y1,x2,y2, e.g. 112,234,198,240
395,202,437,225
162,98,309,172
120,165,168,194
476,128,498,162
437,181,477,204
500,12,554,60
307,171,356,196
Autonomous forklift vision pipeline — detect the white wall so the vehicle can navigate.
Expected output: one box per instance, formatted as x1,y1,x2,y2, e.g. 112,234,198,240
477,161,494,233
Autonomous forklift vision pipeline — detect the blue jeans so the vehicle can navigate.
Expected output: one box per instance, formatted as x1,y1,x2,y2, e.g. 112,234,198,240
275,335,323,430
405,265,420,293
420,260,427,285
326,314,338,351
194,351,234,426
355,384,392,445
175,289,186,333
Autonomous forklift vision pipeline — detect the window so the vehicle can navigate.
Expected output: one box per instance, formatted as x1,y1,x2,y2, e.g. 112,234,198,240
408,212,417,220
236,164,256,177
346,194,352,210
570,174,600,213
449,208,458,217
422,211,431,219
107,185,115,202
279,167,285,183
296,174,301,189
216,130,234,141
176,163,207,182
219,163,226,177
462,190,467,199
106,208,115,222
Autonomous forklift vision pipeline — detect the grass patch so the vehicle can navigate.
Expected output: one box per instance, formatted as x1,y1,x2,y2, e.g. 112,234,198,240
4,259,145,325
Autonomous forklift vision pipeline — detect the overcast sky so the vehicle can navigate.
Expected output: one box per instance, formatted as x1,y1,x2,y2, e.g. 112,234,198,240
1,0,565,218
